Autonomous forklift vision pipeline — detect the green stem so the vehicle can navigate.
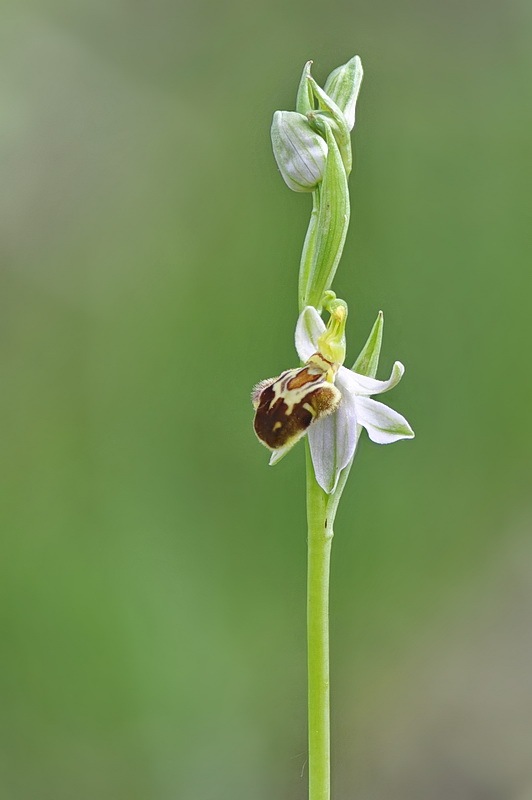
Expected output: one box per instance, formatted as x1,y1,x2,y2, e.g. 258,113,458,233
306,444,332,800
299,188,321,311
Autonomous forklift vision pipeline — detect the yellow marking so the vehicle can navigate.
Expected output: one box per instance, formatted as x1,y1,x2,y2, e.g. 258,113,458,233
302,402,316,417
273,421,282,431
333,305,346,323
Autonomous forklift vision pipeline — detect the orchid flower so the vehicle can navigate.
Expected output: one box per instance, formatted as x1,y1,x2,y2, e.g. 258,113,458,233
253,303,414,495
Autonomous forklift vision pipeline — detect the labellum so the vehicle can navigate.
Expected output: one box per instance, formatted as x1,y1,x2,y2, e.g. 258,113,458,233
252,354,341,452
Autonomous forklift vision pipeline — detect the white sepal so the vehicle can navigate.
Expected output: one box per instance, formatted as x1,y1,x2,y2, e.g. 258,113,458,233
295,306,325,362
337,361,404,396
355,396,415,444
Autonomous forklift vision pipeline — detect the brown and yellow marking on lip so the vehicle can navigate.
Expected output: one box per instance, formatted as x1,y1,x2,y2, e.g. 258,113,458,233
307,352,334,371
302,402,317,417
252,358,341,451
286,367,320,391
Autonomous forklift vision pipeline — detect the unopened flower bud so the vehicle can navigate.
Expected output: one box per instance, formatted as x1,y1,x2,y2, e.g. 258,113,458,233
271,111,328,193
323,55,363,131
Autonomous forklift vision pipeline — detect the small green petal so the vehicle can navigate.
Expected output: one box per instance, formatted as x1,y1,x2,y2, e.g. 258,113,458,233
296,60,315,115
352,311,383,378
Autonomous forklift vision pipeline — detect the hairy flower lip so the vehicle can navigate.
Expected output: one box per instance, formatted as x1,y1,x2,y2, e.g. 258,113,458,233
267,306,415,493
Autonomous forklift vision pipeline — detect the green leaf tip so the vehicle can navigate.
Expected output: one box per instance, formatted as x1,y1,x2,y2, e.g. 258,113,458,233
352,311,384,378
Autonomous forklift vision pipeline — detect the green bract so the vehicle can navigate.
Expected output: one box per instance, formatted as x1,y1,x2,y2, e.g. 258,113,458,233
306,74,352,173
299,121,349,310
324,55,364,132
296,61,314,116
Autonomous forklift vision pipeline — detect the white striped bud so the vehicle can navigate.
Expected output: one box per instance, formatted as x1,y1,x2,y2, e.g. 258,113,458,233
271,111,328,193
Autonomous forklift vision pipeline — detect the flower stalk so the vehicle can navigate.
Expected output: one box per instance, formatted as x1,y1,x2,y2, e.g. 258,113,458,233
306,447,332,800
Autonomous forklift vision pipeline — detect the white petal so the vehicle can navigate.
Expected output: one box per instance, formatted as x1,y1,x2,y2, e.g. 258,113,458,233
308,374,358,494
356,396,415,444
338,361,404,397
295,306,325,362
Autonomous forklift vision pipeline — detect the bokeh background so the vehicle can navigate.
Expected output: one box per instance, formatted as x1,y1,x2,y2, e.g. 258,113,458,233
1,0,532,798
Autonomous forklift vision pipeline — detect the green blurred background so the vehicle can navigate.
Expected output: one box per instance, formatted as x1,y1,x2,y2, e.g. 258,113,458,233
1,0,532,798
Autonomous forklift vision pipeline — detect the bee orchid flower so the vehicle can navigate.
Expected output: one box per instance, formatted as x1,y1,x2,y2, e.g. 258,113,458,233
253,304,414,494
